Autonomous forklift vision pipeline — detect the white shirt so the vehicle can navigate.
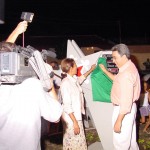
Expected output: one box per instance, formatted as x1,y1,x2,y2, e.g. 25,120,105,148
60,74,86,125
140,92,149,107
143,74,150,81
0,78,62,150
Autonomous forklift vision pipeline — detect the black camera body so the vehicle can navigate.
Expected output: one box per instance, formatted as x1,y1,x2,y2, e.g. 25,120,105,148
21,12,34,23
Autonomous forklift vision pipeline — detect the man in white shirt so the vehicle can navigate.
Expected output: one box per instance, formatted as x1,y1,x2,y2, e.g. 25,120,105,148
0,77,62,150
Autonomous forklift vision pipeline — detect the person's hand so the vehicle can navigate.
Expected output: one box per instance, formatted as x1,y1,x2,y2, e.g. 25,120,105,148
90,64,96,71
15,21,28,35
99,64,107,73
73,121,80,135
83,64,96,78
114,119,122,133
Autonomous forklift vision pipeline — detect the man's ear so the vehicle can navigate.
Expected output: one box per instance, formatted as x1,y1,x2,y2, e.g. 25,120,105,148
122,54,127,59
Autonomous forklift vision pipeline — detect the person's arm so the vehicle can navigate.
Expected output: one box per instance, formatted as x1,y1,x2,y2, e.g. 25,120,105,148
6,21,28,43
48,83,58,100
69,113,80,135
148,90,150,103
83,64,96,78
46,80,62,123
99,64,115,81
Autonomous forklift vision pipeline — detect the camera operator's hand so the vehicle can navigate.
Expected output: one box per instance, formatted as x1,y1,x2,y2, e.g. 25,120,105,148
15,21,28,34
6,21,28,43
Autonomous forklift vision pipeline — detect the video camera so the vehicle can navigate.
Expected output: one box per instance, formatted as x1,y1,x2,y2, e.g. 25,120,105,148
0,44,53,91
21,12,34,23
0,11,54,91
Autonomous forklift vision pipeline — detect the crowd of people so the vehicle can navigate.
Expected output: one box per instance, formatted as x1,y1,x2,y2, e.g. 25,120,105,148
1,20,150,150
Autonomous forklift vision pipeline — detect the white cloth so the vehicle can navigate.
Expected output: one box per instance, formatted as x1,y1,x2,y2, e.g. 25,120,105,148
60,74,86,125
112,103,139,150
143,74,150,81
44,62,53,74
0,78,62,150
140,92,149,107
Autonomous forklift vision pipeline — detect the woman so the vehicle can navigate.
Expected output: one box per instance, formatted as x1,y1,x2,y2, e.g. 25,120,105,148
60,58,96,150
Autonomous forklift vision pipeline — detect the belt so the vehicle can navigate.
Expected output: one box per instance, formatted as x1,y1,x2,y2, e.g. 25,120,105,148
113,104,119,106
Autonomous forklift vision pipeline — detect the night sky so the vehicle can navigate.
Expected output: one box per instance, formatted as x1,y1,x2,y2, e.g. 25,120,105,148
1,0,150,42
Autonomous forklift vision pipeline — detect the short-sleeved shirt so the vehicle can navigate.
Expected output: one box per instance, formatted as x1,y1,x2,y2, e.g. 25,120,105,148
111,60,141,114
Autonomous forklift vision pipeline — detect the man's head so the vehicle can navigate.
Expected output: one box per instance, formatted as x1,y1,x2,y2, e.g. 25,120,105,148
50,61,59,70
111,44,130,68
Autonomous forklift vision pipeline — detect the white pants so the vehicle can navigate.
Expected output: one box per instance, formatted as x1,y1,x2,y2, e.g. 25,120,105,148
112,103,139,150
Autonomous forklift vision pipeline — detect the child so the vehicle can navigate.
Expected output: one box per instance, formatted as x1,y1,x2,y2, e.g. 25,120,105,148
143,78,150,133
139,78,150,133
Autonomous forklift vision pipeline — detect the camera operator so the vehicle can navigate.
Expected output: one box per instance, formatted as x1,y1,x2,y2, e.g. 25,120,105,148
0,41,63,149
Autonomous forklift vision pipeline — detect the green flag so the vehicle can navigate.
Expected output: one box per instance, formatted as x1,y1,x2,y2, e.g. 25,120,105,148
91,57,113,103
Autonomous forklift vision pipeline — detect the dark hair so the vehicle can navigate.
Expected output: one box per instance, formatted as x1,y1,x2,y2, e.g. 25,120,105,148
141,78,150,92
50,61,59,70
61,58,75,73
0,41,17,52
111,43,130,59
146,78,150,89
